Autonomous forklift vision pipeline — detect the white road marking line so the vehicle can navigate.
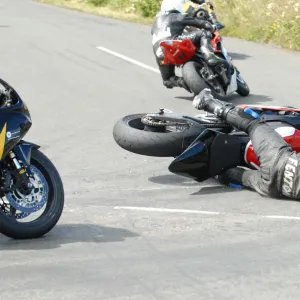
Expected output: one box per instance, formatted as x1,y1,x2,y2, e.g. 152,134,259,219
263,215,300,221
96,46,160,73
114,206,220,215
65,204,300,221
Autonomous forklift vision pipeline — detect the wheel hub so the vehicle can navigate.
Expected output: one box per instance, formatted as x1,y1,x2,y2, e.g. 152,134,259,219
5,165,49,215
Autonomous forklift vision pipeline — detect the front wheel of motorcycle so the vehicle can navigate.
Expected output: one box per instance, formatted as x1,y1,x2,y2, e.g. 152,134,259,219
236,71,250,97
0,148,64,239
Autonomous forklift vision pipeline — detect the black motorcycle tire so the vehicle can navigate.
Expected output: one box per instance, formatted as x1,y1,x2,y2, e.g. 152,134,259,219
113,114,204,157
182,61,227,100
236,72,250,97
0,148,64,240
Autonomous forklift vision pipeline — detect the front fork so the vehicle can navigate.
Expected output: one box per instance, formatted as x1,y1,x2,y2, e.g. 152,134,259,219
8,151,33,192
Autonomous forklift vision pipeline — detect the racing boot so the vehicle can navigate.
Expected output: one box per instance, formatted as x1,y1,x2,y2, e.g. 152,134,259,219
164,76,191,93
200,33,228,67
193,88,259,132
201,46,228,67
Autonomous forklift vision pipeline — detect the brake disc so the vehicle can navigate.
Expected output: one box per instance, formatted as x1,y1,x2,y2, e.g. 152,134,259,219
141,110,191,127
0,198,31,219
5,165,49,214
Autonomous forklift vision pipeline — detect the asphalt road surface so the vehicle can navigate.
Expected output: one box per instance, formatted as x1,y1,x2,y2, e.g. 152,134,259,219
1,0,300,299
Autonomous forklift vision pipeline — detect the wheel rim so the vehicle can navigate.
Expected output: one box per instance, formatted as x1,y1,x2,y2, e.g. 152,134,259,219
1,165,49,220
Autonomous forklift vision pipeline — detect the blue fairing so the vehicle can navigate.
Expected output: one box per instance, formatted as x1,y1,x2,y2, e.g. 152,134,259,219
175,128,217,160
175,140,206,161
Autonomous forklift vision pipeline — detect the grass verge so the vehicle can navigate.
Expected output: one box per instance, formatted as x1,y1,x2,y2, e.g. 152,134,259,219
215,0,300,51
38,0,153,24
38,0,300,51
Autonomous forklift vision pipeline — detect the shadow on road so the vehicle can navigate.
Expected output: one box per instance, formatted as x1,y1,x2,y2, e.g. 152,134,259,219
148,174,200,187
191,185,244,195
175,95,194,101
148,175,245,195
175,93,272,105
0,224,139,250
229,52,251,60
230,93,272,105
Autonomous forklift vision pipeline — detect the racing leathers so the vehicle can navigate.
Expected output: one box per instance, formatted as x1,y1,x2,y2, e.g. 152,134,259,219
151,11,226,91
193,88,300,199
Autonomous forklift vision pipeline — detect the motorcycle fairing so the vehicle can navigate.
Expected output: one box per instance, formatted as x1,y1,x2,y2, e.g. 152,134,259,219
219,40,233,78
169,129,246,182
209,133,246,176
238,104,300,113
245,123,300,168
225,68,238,96
159,39,197,65
168,128,216,181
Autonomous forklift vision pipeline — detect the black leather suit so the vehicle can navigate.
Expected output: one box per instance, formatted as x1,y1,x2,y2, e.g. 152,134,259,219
220,107,300,199
195,89,300,199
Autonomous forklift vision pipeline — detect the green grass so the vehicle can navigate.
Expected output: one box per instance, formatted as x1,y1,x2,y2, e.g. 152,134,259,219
38,0,154,24
213,0,300,51
38,0,300,51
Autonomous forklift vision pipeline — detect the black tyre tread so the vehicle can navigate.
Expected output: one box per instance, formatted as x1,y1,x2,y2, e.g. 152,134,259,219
113,114,203,157
182,61,227,100
0,148,64,239
236,79,250,97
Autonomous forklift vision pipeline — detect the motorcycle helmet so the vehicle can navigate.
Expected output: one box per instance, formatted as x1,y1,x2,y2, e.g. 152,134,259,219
160,0,191,13
182,1,199,14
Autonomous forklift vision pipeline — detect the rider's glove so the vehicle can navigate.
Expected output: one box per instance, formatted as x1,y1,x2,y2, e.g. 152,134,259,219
215,22,225,31
211,24,218,32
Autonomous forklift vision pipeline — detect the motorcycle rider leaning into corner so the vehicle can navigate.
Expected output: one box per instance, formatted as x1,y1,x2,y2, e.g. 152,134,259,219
193,88,300,200
151,0,226,92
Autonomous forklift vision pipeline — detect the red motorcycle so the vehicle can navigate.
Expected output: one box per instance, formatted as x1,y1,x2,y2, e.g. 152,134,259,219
159,28,250,99
113,104,300,182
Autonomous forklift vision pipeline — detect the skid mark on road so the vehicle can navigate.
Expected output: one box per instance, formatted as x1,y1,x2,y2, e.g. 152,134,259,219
96,46,160,73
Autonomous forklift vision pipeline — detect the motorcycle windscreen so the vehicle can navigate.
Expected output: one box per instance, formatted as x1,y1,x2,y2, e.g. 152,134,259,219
168,129,218,181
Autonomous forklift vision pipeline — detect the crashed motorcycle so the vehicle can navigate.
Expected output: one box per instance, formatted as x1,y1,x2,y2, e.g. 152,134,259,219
157,5,250,99
113,104,300,182
0,78,64,239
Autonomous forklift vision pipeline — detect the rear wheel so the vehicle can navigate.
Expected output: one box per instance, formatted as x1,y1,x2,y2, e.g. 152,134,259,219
113,114,203,157
0,149,64,239
182,61,227,100
113,113,232,157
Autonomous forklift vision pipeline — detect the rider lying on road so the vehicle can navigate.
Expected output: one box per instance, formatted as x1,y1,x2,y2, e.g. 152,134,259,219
151,0,226,92
193,88,300,200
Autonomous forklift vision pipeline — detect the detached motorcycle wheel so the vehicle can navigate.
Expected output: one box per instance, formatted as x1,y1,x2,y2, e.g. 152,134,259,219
0,149,64,240
182,61,227,100
113,114,204,157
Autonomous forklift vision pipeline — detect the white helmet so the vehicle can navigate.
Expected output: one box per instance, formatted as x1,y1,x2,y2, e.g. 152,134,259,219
160,0,190,13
